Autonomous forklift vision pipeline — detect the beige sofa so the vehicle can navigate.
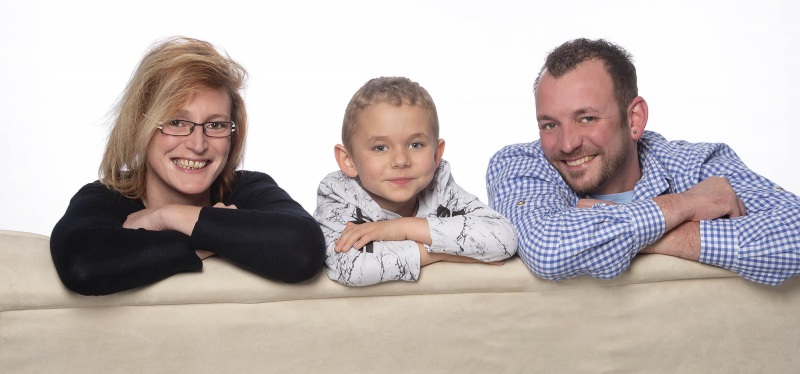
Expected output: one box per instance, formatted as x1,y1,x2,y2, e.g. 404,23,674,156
2,229,799,373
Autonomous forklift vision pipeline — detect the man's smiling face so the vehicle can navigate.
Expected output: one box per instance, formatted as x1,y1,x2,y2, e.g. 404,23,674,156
535,58,639,195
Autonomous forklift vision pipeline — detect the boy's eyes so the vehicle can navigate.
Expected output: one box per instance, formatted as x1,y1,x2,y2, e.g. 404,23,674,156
371,143,425,151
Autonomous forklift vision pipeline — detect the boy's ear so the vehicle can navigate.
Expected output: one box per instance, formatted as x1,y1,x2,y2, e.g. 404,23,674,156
434,138,445,169
334,144,359,178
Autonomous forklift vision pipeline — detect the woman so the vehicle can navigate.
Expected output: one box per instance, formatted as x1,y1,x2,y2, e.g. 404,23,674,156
51,37,325,295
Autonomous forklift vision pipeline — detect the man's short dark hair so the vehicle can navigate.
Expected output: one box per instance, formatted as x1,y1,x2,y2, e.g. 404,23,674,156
534,38,638,118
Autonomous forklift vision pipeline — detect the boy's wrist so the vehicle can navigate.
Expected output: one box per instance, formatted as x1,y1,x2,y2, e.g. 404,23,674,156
401,217,431,245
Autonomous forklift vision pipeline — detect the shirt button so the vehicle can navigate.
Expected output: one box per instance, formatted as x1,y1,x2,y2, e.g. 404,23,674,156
516,200,526,206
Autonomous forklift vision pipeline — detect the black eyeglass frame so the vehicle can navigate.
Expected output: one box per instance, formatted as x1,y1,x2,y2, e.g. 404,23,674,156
157,119,237,138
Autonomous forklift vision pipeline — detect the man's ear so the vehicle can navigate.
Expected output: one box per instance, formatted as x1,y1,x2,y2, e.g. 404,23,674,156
627,96,648,140
334,144,358,178
434,139,446,168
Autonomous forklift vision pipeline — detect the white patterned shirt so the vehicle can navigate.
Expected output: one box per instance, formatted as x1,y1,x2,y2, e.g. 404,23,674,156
315,160,517,286
486,131,800,285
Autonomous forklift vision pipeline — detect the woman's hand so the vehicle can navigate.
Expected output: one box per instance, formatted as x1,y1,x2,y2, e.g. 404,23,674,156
123,203,235,235
124,203,236,260
196,249,216,260
212,202,237,210
123,206,173,231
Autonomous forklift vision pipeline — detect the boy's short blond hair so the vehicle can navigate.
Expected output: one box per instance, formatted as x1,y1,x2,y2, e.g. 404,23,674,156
342,77,438,149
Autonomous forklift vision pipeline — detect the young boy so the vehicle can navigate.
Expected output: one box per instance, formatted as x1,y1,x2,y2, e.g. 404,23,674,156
314,77,517,286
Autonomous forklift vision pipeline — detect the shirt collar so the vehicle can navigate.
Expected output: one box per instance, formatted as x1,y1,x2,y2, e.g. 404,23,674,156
632,138,673,200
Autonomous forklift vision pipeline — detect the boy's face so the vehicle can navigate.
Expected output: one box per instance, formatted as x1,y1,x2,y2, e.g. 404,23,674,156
337,102,444,217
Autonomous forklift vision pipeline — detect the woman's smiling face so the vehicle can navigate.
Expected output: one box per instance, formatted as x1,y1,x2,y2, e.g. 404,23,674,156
144,86,232,207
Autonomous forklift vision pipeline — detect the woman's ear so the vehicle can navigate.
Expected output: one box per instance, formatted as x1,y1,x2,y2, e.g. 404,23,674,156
434,139,446,169
627,96,648,140
334,144,359,178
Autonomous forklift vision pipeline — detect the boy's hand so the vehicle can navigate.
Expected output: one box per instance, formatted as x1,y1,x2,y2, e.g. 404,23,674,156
334,218,431,253
419,245,505,266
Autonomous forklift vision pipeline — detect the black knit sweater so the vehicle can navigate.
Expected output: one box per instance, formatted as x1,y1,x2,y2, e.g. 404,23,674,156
51,171,325,295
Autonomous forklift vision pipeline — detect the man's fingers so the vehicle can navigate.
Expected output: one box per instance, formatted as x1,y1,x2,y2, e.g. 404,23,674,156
732,198,747,218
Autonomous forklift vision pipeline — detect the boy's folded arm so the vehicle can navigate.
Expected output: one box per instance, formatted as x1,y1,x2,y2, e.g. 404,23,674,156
333,218,431,253
324,238,422,286
425,175,518,262
315,184,427,286
320,217,489,285
426,211,518,262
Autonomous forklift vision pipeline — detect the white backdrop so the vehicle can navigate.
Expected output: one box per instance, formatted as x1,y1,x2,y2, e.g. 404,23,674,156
2,0,798,236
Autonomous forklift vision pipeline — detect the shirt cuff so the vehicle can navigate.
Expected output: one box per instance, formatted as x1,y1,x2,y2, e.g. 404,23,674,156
624,199,666,250
426,216,449,251
698,219,737,270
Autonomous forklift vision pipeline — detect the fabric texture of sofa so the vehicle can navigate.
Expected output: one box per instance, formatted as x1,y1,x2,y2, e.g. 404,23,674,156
2,229,799,373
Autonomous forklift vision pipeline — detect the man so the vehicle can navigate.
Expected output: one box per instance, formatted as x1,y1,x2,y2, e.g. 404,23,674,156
486,38,800,285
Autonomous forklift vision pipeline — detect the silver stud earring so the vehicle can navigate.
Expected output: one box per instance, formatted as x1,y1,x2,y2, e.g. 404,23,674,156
632,129,638,134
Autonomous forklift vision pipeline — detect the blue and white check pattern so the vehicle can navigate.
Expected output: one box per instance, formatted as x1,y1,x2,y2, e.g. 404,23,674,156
486,131,800,285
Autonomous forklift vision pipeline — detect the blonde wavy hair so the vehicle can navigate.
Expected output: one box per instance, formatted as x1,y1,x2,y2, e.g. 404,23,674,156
99,36,248,201
342,76,438,150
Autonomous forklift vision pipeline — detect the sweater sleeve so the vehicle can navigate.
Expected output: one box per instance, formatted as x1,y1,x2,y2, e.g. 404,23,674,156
425,171,517,262
50,182,202,296
314,173,421,286
190,171,325,284
50,172,325,296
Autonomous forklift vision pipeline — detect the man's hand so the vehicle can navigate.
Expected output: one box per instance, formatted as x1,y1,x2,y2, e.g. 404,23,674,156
573,178,744,263
681,176,747,221
576,198,617,208
654,176,746,235
578,177,745,223
643,177,745,262
334,218,430,253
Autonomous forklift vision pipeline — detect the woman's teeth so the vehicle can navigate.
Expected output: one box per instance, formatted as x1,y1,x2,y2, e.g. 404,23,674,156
173,159,207,170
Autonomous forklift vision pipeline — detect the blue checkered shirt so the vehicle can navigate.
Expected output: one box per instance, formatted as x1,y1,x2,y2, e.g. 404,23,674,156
486,131,800,285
